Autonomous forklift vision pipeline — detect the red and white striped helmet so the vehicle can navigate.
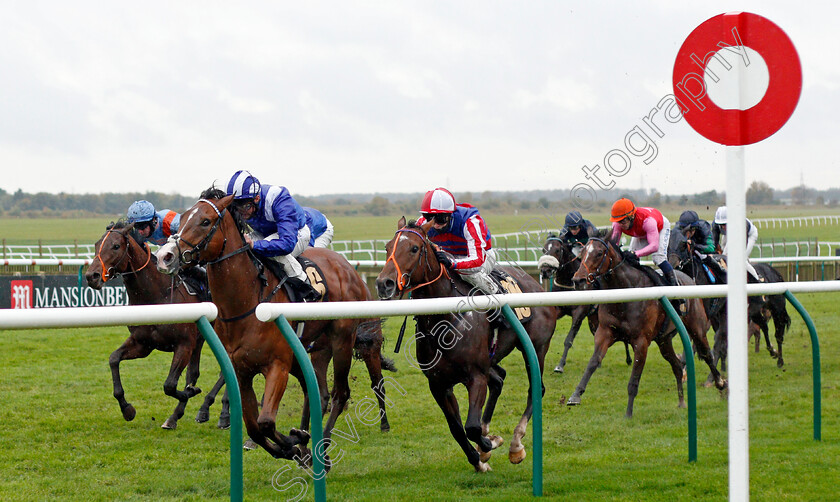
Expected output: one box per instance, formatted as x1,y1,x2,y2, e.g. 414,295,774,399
420,188,456,214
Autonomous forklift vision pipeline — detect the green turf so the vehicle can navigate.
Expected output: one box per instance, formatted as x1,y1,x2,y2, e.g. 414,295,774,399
1,292,838,500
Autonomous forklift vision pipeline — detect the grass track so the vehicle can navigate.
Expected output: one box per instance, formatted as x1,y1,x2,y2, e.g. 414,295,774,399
2,292,839,500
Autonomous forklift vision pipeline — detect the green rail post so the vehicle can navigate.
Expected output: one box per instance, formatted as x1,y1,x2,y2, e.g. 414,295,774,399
77,266,85,307
501,305,542,497
274,315,327,502
783,291,821,441
195,316,243,502
659,297,697,463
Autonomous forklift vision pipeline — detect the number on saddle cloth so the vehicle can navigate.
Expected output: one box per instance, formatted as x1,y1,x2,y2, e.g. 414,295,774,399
489,269,532,322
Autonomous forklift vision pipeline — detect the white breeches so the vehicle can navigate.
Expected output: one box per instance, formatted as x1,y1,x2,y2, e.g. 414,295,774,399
312,219,335,248
251,226,311,281
458,248,499,295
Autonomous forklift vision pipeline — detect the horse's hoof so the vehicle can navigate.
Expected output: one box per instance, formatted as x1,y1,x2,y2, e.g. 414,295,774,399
509,446,526,465
553,362,564,373
380,423,390,433
243,439,258,450
479,448,492,463
474,461,492,473
293,445,313,468
290,428,311,445
777,358,784,368
566,395,581,406
122,404,136,422
678,401,687,409
186,386,202,398
161,417,177,430
217,415,230,430
195,409,210,423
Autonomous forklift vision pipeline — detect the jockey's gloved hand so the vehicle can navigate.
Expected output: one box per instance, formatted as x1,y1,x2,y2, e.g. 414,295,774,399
435,250,455,269
622,250,640,266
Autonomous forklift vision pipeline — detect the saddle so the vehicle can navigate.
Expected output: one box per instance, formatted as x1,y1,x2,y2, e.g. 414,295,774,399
489,269,533,324
256,255,327,303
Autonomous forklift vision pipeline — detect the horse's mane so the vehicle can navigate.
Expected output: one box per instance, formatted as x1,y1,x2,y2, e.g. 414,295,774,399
406,219,421,229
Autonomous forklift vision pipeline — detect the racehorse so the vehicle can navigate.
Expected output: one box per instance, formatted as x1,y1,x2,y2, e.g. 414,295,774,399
670,241,791,370
568,237,727,417
85,221,220,429
155,190,392,464
538,234,630,373
375,217,557,472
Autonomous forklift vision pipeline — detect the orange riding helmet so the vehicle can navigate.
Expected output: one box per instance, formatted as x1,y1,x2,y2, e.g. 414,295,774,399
610,198,636,222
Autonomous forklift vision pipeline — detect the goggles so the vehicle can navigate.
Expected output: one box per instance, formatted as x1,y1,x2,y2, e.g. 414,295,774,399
423,213,451,225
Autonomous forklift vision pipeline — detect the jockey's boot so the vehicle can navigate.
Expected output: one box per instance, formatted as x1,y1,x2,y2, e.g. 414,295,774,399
287,275,322,303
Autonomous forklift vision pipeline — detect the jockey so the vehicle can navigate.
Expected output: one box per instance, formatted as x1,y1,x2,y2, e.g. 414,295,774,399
675,210,715,254
225,170,320,301
303,207,335,248
416,187,501,295
127,200,180,246
712,206,762,281
609,198,679,289
558,210,599,250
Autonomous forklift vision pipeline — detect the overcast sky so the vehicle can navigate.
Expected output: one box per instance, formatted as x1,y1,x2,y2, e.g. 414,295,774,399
1,1,837,200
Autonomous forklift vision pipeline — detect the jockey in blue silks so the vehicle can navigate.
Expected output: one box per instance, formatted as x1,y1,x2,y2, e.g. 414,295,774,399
303,207,335,248
416,187,501,295
226,170,319,300
127,200,181,246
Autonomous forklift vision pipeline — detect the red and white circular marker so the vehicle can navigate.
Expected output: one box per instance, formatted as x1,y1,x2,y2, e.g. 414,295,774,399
672,12,802,146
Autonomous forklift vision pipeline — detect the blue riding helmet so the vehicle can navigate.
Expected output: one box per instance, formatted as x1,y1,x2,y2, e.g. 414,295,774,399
565,210,583,228
226,170,261,200
127,200,156,223
678,210,700,229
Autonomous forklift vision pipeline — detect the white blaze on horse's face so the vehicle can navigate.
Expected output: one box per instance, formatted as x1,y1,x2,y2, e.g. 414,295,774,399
155,237,180,275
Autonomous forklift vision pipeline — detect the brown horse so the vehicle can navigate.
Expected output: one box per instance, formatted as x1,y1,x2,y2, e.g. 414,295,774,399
567,237,726,417
155,191,391,463
538,235,631,373
85,221,220,429
375,218,557,472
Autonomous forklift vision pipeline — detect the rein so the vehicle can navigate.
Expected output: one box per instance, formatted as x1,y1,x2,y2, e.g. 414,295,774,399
581,237,626,285
386,228,448,297
172,199,228,266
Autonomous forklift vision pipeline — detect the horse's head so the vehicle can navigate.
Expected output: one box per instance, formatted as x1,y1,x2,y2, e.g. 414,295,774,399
537,234,578,281
572,237,620,289
156,193,235,275
375,216,439,300
85,221,139,289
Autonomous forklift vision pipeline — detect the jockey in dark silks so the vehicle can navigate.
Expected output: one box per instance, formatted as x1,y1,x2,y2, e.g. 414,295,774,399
675,210,715,254
558,210,599,252
416,187,501,295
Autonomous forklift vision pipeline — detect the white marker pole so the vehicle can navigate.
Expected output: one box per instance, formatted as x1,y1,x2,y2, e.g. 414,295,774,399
726,13,749,501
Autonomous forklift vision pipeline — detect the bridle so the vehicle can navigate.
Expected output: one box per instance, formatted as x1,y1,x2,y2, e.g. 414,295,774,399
580,237,625,285
94,227,151,283
169,198,249,266
385,227,448,297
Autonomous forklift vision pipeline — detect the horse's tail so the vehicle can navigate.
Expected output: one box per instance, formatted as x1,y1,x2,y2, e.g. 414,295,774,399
354,319,397,372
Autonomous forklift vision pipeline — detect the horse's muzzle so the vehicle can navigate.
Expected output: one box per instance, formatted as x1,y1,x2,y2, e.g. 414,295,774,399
376,278,397,300
155,243,179,275
85,271,103,290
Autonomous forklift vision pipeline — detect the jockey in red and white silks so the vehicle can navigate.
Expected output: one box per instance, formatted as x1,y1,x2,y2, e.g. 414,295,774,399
417,187,500,295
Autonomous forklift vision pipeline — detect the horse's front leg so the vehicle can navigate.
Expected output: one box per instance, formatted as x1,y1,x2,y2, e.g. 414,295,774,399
429,381,485,471
567,326,613,406
196,373,226,424
625,339,649,418
161,343,201,430
480,364,506,436
322,341,353,445
259,361,312,461
555,305,586,373
656,335,686,409
510,342,548,464
464,374,501,468
109,336,153,422
298,351,331,433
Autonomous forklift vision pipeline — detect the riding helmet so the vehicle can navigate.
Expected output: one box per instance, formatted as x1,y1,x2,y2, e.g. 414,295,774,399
678,210,700,228
565,210,583,228
714,206,727,225
420,187,456,214
610,198,636,222
127,200,156,223
226,170,262,200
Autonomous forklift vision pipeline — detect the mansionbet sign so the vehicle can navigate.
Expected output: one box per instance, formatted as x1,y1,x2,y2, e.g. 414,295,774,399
1,276,128,309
